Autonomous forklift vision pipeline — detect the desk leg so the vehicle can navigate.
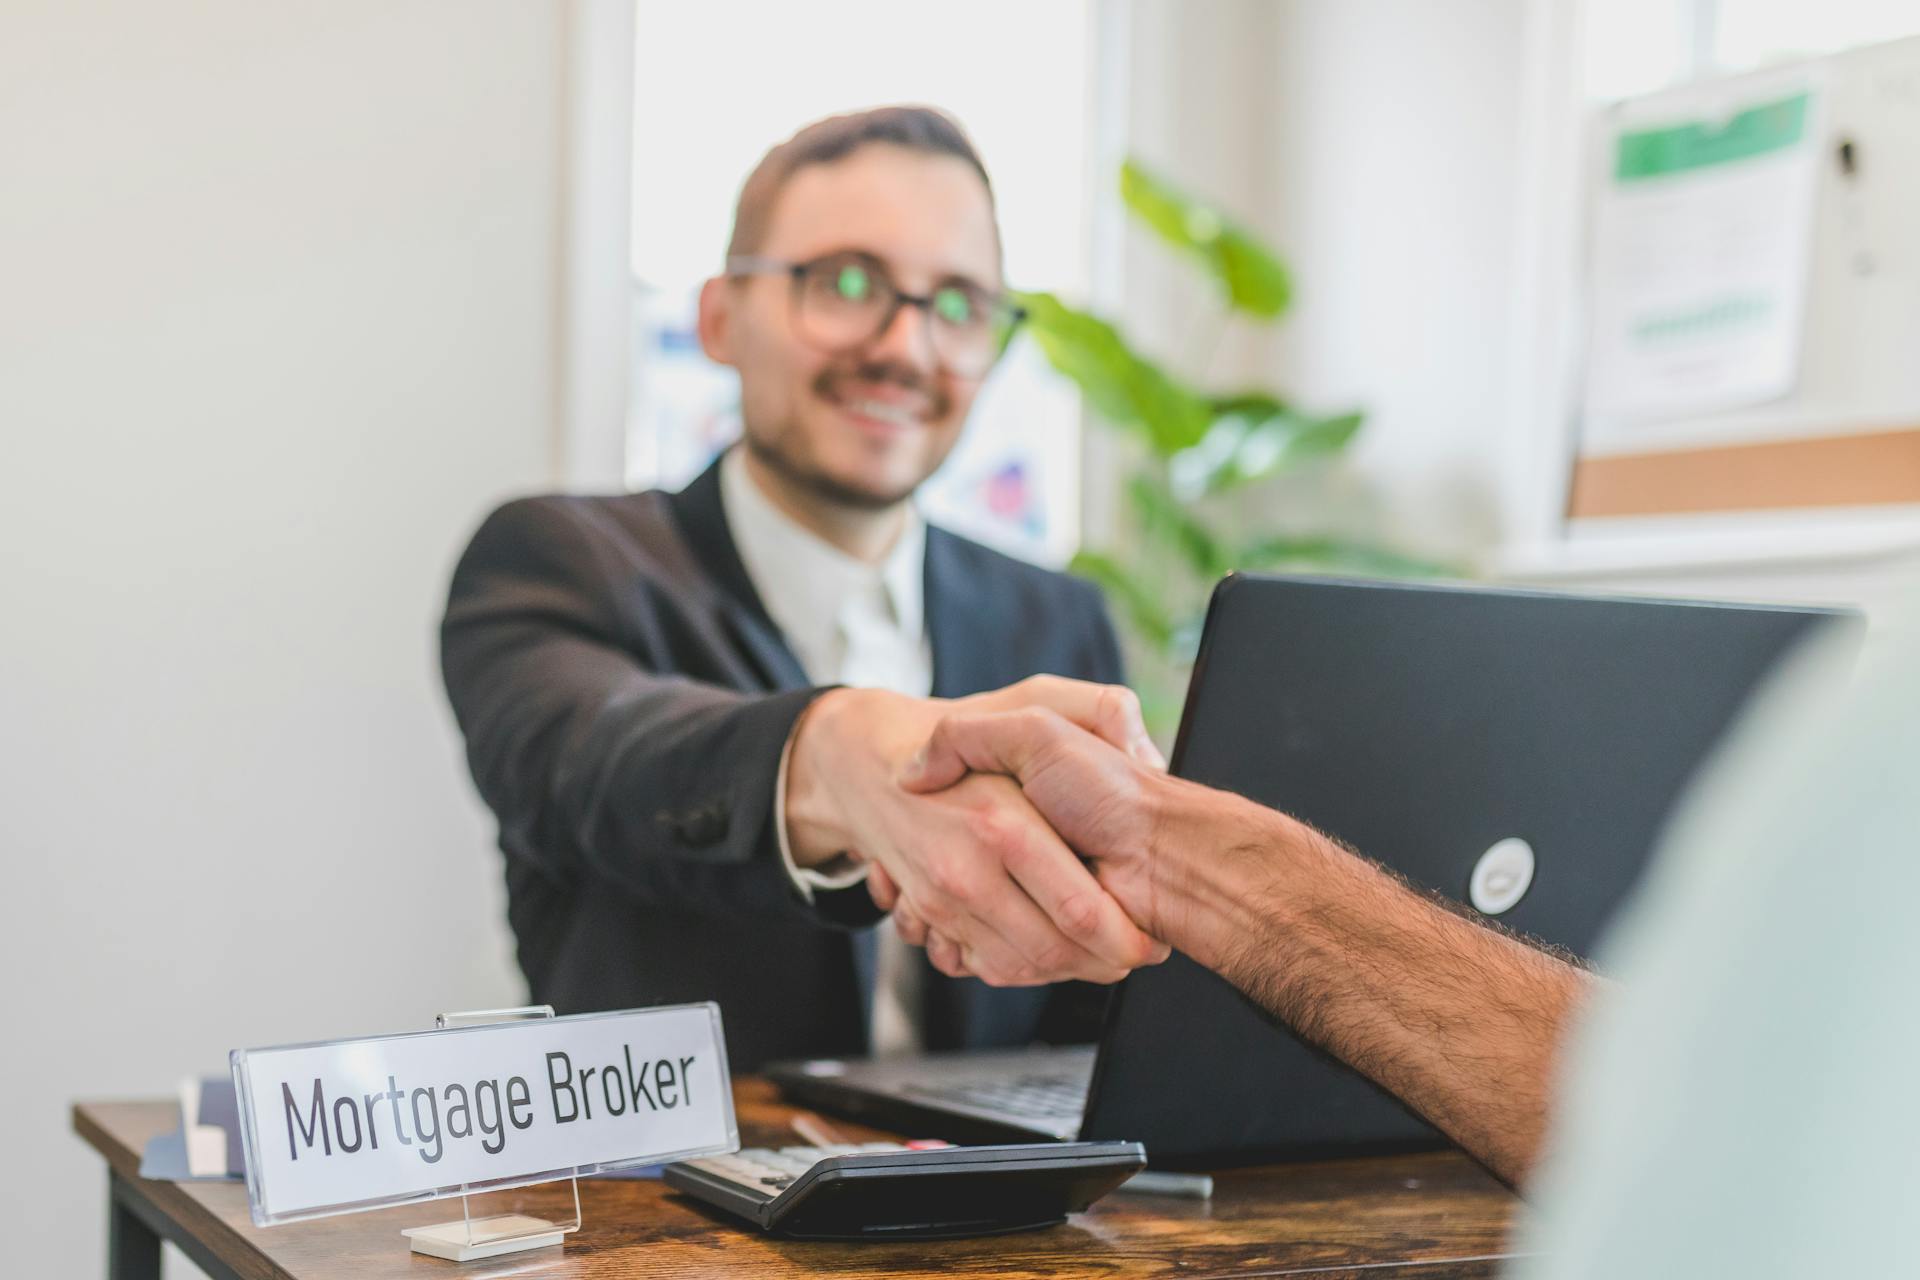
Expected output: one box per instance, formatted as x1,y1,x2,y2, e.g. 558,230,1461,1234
108,1173,162,1280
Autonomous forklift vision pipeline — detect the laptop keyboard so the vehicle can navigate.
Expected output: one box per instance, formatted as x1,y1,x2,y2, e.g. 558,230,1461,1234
903,1072,1089,1123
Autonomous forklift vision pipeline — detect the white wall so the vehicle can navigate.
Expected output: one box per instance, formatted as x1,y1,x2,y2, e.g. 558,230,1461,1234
1110,0,1529,561
1256,0,1529,559
0,2,564,1272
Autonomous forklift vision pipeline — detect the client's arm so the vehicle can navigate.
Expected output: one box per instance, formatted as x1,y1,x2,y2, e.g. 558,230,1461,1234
889,706,1597,1187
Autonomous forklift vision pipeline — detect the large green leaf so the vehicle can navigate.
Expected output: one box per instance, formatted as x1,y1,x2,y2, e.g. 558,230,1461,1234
1069,549,1175,653
1206,392,1291,421
1121,161,1293,319
1018,291,1211,453
1126,470,1229,580
1193,397,1364,495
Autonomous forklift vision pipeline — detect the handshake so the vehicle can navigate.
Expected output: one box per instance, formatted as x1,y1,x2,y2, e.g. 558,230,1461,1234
784,677,1188,987
786,677,1592,1191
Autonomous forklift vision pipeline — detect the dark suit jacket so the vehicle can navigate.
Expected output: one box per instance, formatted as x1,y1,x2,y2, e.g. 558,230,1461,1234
440,453,1125,1070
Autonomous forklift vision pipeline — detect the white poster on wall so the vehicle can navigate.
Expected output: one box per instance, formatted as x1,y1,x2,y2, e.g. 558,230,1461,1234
1583,73,1825,446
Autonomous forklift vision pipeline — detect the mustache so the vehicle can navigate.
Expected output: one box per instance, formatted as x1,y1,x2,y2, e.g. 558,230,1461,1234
812,360,949,416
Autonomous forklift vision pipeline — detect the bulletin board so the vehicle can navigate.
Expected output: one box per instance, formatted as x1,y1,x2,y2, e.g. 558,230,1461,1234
1567,35,1920,521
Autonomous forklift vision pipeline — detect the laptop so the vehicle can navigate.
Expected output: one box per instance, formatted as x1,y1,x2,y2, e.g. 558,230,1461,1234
770,575,1849,1164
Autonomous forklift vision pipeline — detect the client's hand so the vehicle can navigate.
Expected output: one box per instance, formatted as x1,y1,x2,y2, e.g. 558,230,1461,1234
877,702,1182,979
784,676,1171,987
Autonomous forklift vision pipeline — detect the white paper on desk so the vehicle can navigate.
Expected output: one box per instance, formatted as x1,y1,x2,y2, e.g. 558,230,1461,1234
1583,72,1825,443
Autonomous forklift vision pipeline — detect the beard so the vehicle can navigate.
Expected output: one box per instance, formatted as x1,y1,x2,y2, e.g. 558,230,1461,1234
742,357,959,510
742,433,914,511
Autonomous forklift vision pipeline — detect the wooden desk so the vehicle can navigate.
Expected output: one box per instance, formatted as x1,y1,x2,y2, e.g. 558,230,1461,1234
74,1080,1523,1279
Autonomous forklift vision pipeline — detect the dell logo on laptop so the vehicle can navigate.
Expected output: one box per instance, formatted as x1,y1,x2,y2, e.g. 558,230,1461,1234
1468,837,1535,915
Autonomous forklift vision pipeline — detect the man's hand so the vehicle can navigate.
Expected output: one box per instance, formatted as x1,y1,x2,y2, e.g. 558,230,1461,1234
878,704,1188,976
784,677,1171,987
888,702,1597,1189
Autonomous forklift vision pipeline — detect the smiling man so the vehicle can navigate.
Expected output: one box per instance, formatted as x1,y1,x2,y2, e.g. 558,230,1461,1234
440,107,1165,1071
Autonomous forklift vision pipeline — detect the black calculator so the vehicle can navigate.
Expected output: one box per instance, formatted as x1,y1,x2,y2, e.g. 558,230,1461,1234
664,1140,1147,1240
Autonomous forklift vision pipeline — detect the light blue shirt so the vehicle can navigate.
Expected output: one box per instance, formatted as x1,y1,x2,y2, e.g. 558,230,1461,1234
1513,600,1919,1276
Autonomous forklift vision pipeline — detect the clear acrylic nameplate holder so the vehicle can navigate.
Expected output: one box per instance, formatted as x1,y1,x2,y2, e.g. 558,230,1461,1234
230,1000,736,1260
401,1005,580,1262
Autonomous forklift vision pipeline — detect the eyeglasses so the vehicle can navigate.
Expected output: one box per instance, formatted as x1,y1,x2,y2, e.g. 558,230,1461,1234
726,250,1025,379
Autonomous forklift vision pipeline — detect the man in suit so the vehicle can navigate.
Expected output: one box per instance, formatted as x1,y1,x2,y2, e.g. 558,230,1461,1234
441,107,1165,1071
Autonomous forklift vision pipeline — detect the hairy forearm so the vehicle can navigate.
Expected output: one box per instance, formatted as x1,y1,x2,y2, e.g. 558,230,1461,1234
1147,778,1594,1187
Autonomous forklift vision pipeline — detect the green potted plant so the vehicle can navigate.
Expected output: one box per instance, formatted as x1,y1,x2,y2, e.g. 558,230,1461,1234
1016,160,1444,731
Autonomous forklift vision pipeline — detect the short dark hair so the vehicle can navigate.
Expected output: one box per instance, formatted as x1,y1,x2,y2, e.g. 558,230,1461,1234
725,106,996,261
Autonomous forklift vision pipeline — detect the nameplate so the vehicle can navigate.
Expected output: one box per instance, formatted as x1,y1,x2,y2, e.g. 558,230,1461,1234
230,1004,735,1225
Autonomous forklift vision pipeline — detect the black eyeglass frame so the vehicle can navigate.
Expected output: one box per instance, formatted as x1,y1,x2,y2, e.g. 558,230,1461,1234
724,251,1027,375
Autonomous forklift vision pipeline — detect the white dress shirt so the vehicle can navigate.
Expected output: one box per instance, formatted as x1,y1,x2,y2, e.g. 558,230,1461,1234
719,447,932,1056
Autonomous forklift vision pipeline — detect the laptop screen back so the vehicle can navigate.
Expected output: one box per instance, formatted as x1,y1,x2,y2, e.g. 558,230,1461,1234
1079,575,1843,1165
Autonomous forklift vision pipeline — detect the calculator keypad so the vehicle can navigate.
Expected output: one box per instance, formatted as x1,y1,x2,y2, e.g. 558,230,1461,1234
681,1144,910,1199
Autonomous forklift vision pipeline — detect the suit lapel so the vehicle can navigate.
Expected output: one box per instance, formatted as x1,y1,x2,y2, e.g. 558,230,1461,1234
664,455,811,691
925,527,1005,699
673,469,1000,699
